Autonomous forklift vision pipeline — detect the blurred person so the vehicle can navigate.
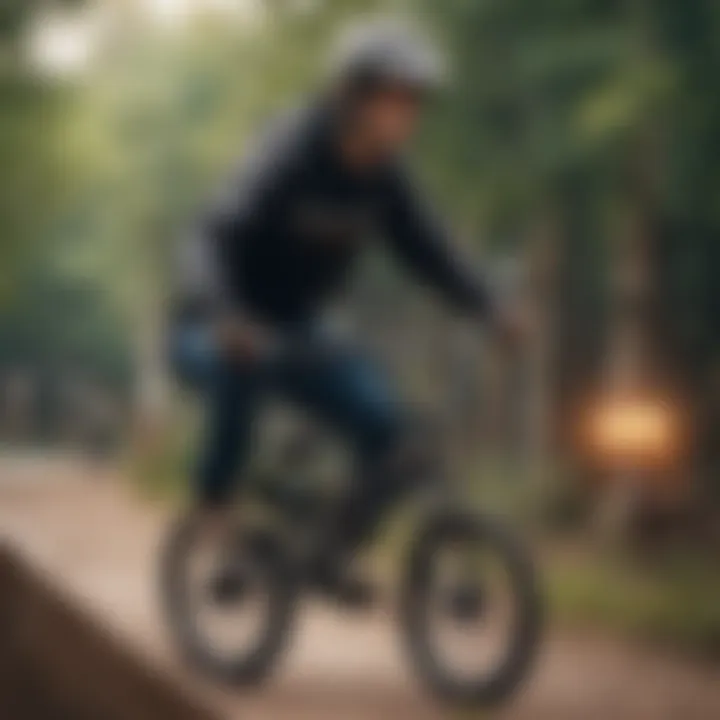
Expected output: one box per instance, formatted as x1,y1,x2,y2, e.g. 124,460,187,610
171,18,521,606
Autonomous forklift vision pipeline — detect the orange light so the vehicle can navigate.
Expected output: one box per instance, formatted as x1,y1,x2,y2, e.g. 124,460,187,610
585,397,682,468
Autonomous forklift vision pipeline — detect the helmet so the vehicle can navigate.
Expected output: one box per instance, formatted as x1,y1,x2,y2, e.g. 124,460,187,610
327,17,447,94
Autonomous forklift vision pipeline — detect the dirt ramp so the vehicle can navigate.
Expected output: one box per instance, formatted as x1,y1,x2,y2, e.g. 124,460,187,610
0,543,220,720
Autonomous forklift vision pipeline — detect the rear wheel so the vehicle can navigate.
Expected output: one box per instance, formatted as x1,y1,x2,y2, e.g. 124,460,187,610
160,515,297,685
399,510,542,706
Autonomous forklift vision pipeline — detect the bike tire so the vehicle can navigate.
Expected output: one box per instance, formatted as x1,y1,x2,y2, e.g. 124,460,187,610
399,509,542,706
159,515,297,685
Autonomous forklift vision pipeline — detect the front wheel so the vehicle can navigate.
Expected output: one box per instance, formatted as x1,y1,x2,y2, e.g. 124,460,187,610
160,515,297,685
399,510,542,706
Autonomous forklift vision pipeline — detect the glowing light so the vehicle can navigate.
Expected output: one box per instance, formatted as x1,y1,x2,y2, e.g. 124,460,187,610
28,0,265,76
145,0,264,27
585,397,682,468
29,11,103,75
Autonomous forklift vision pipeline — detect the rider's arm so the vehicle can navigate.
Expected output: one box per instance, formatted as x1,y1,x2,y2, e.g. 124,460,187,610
381,166,495,320
175,113,306,357
189,117,300,318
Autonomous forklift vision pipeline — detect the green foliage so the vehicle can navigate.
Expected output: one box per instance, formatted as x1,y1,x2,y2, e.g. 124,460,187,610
0,262,131,386
0,1,81,45
0,73,78,300
548,549,720,657
1,0,720,456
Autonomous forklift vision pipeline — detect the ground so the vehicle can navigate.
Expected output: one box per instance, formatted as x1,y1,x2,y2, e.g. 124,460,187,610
0,454,718,719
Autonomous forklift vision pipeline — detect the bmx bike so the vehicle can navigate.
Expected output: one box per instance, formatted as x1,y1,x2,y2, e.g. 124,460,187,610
160,418,542,707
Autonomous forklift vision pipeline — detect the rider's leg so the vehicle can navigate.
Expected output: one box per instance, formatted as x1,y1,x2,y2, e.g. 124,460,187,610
278,340,407,558
195,361,262,508
170,322,263,515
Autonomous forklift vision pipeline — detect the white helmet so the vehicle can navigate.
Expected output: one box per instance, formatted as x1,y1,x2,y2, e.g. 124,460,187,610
328,17,447,93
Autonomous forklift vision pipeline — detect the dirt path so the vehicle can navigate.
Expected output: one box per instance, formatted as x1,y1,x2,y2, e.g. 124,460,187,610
0,454,718,719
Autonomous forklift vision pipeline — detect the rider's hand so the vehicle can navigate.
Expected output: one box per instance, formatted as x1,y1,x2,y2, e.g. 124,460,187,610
214,314,272,361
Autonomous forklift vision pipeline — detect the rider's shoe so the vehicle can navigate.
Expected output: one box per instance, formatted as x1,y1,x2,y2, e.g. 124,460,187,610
309,554,376,610
189,505,237,542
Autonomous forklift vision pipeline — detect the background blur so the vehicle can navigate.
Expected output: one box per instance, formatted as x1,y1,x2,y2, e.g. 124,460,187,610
1,0,719,716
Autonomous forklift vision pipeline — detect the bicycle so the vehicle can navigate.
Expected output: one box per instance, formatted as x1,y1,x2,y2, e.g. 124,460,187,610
160,402,542,707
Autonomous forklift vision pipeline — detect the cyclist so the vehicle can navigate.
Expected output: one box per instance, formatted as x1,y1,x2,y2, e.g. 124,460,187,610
171,18,520,605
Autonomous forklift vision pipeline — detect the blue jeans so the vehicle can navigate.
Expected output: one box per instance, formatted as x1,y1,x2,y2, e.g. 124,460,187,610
170,322,405,531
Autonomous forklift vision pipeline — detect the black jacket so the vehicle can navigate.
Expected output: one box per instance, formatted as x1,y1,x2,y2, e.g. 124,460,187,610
176,103,491,326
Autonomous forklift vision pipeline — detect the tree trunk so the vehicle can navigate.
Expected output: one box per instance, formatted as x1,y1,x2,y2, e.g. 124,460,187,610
522,211,560,491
